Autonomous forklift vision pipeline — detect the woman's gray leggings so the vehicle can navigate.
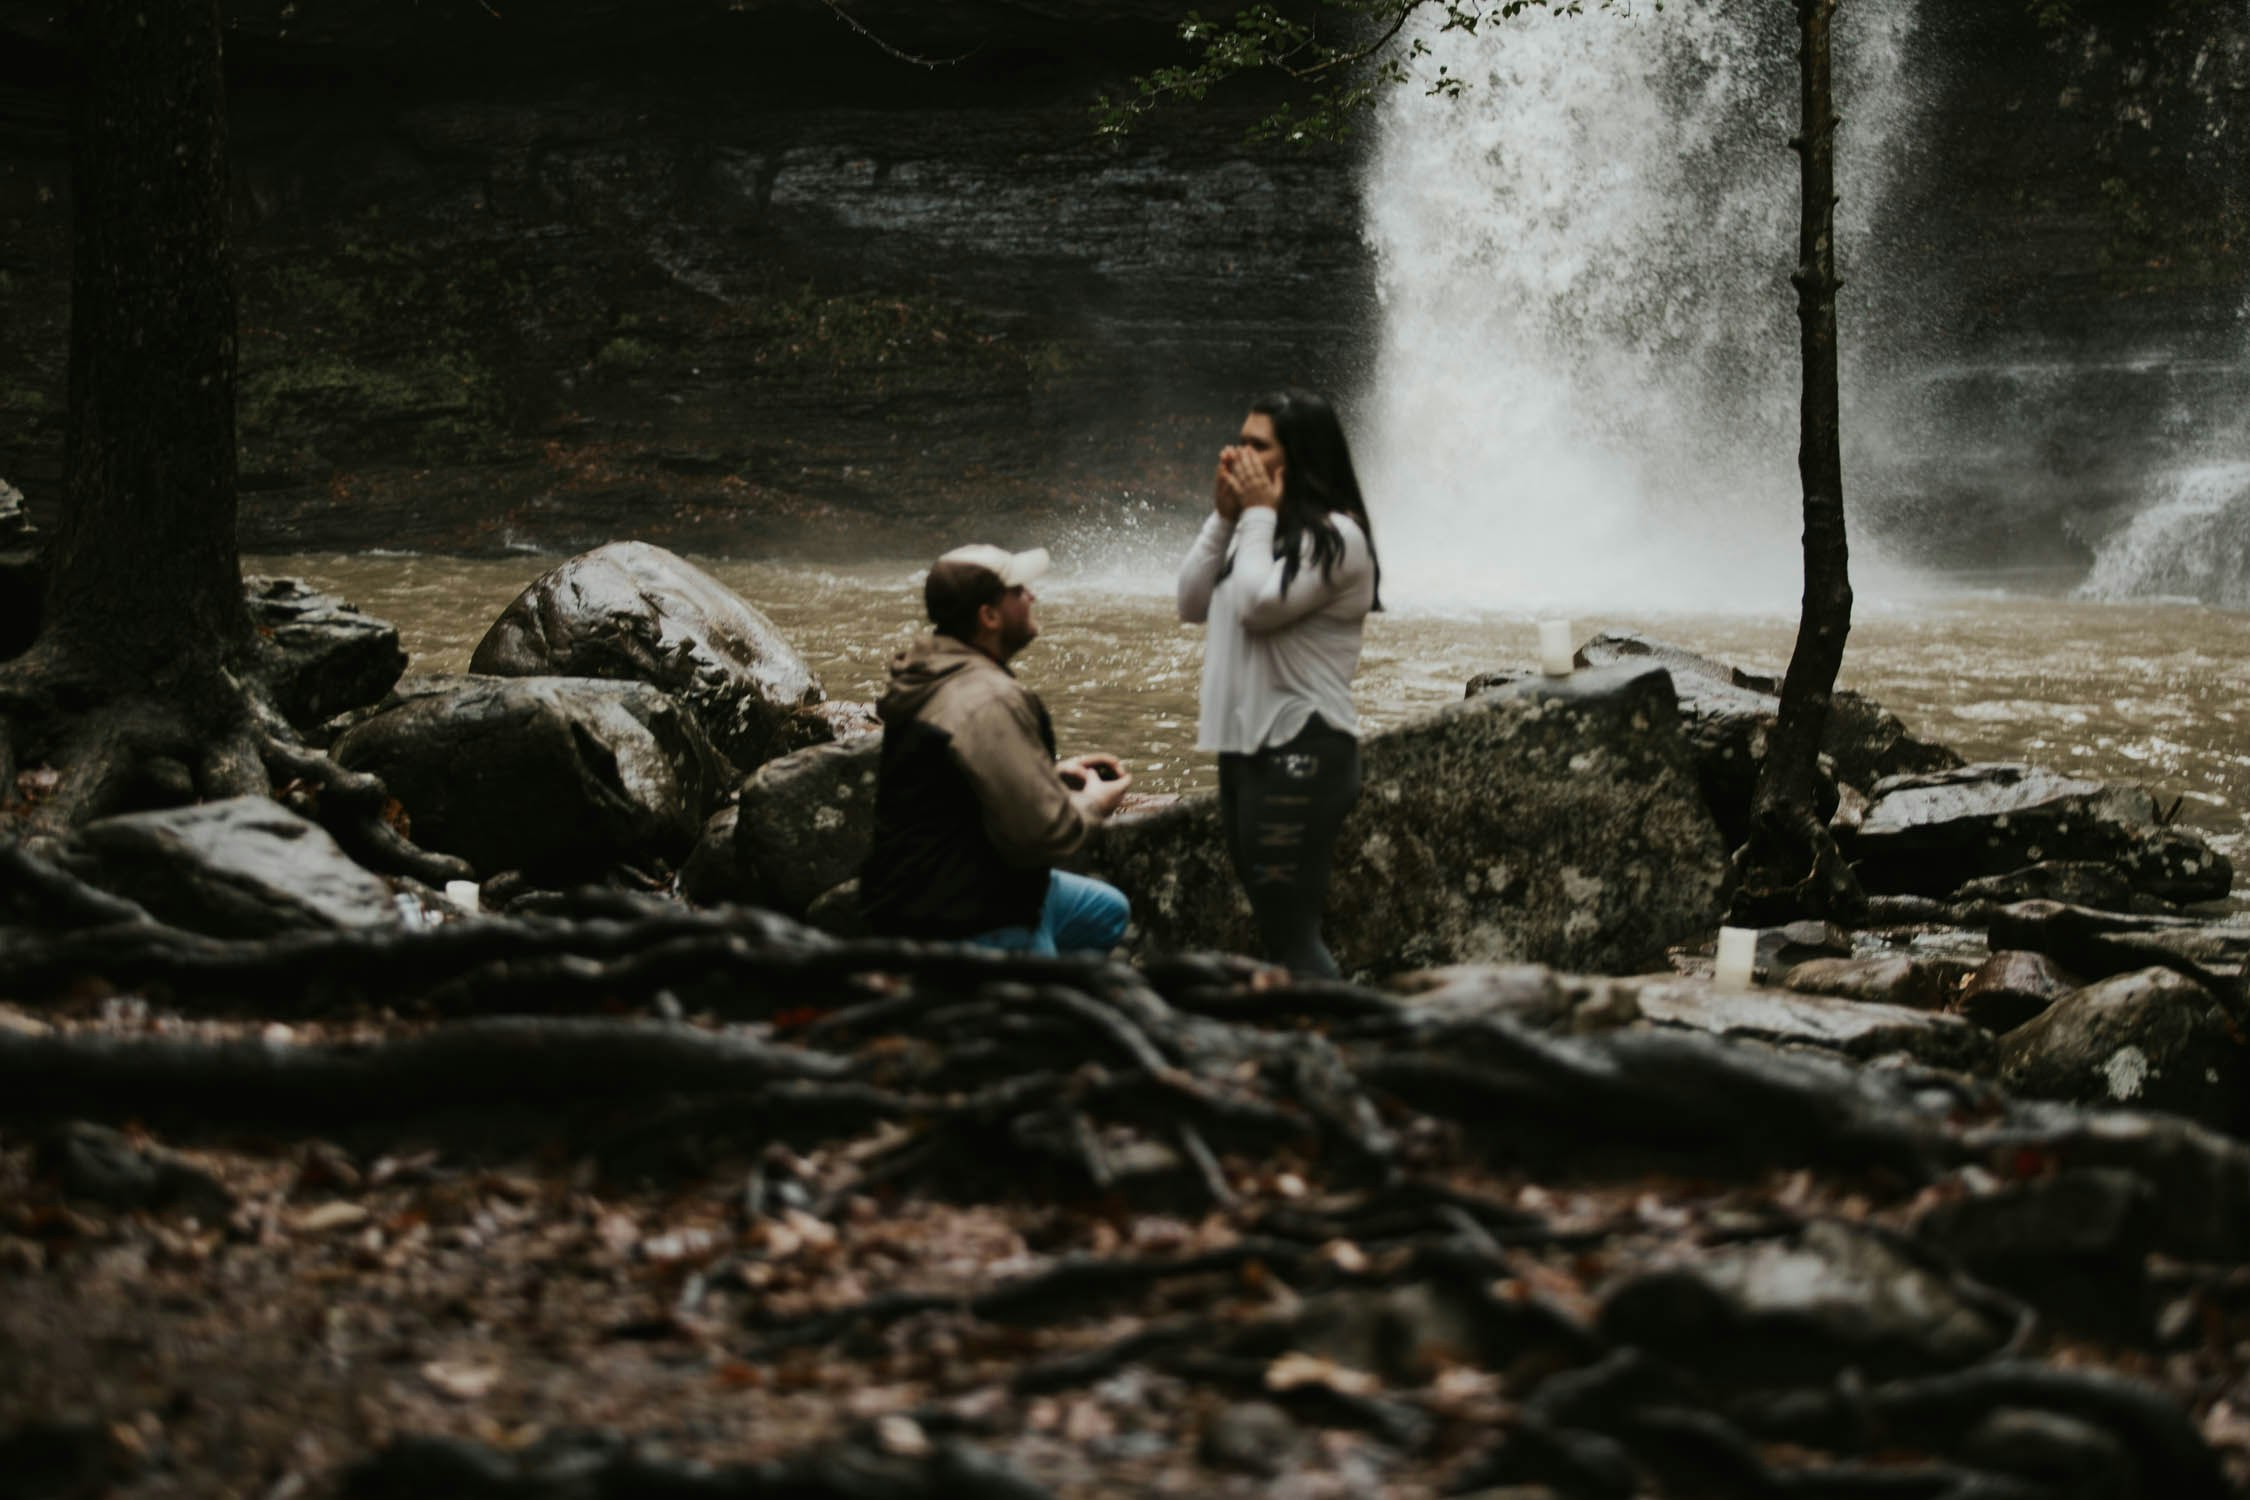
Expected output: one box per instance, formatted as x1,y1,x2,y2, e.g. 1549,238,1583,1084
1219,715,1362,979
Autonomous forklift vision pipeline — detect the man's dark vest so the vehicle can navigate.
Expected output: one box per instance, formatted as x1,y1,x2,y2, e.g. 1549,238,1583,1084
858,693,1057,939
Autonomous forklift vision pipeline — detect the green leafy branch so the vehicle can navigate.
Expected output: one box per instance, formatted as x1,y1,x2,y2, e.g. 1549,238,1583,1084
1094,0,1628,144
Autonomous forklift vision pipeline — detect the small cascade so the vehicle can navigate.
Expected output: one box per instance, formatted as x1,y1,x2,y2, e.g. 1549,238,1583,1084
2078,463,2250,609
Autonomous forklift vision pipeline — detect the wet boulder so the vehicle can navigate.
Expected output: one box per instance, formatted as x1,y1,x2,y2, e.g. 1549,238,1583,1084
1849,763,2233,904
1473,632,1960,845
1967,1109,2250,1264
1960,950,2081,1034
1997,967,2245,1130
469,541,822,773
803,879,869,939
1954,859,2145,913
679,806,751,907
1750,919,1852,977
331,675,725,882
1915,1169,2157,1342
757,700,882,765
1090,664,1728,976
1917,1168,2156,1268
243,575,409,733
51,796,401,937
731,737,884,918
1780,954,1957,1012
1596,1219,2012,1386
1391,964,1576,1030
1986,900,2250,990
1626,978,1996,1072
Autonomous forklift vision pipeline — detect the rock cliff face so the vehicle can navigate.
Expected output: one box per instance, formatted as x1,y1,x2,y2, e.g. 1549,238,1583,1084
0,1,1368,554
1857,0,2250,569
1,0,2241,562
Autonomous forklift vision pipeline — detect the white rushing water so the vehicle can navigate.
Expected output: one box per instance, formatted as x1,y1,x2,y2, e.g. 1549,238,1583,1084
1358,0,1926,611
2079,461,2250,609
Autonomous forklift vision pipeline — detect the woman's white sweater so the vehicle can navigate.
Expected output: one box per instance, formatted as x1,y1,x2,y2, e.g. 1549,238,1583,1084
1176,506,1376,755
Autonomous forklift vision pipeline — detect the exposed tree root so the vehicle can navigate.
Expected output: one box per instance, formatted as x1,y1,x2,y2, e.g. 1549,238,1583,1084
752,1239,1311,1351
1245,1178,1550,1250
6,911,2240,1493
345,1431,1053,1500
1733,1361,2235,1500
0,645,267,832
0,840,151,927
251,699,470,888
0,919,1970,1187
1727,801,1867,926
1364,1016,1962,1179
0,1017,845,1127
0,900,824,1013
0,647,468,889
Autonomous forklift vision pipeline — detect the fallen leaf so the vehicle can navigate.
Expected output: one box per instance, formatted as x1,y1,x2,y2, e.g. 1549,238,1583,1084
290,1202,370,1235
1318,1239,1370,1275
596,1212,640,1256
422,1360,501,1401
875,1414,929,1457
641,1227,723,1265
1063,1398,1114,1443
1266,1351,1378,1396
0,1005,51,1037
714,1360,763,1390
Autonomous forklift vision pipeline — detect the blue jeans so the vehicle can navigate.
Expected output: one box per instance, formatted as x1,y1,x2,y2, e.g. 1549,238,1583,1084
973,870,1131,956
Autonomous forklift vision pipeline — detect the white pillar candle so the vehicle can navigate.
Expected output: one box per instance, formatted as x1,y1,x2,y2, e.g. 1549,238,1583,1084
1713,926,1758,988
1538,619,1575,677
444,879,482,915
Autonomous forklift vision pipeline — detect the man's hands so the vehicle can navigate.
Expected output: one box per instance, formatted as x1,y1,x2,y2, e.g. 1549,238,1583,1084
1214,444,1281,521
1058,753,1133,819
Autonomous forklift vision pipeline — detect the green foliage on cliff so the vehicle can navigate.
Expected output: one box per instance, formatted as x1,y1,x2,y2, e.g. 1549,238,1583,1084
1096,0,1643,144
741,283,1050,399
237,238,529,474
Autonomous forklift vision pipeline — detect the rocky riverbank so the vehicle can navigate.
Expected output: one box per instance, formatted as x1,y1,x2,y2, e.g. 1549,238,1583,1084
6,544,2249,1493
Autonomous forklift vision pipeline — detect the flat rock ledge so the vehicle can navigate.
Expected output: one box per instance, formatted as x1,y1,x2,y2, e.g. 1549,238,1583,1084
1087,663,1729,976
1627,979,1999,1073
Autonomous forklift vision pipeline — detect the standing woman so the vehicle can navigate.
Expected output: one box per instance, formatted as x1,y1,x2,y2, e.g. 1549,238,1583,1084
1177,387,1381,978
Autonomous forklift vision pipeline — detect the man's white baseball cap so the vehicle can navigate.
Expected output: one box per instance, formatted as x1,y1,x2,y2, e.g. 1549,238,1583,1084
924,544,1050,629
935,544,1049,588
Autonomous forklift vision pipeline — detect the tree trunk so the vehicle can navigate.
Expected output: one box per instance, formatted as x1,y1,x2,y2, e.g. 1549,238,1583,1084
0,2,466,884
52,0,244,673
0,0,265,825
1729,0,1865,925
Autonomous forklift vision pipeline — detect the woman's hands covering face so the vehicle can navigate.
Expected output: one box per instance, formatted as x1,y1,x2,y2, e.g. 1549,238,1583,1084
1214,443,1282,519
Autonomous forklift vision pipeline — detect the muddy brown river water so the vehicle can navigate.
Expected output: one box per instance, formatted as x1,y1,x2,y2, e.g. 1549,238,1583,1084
256,551,2250,905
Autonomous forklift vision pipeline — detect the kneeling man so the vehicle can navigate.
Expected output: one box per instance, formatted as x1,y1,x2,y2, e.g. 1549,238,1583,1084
859,544,1134,953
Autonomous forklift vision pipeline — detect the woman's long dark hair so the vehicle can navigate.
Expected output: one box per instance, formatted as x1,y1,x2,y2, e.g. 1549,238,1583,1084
1221,387,1382,611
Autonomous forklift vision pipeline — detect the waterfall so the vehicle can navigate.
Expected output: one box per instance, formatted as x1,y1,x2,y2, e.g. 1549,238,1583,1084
2078,462,2250,609
1358,0,1924,611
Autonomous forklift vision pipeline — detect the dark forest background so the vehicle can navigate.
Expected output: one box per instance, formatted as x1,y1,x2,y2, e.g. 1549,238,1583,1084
0,0,2240,562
